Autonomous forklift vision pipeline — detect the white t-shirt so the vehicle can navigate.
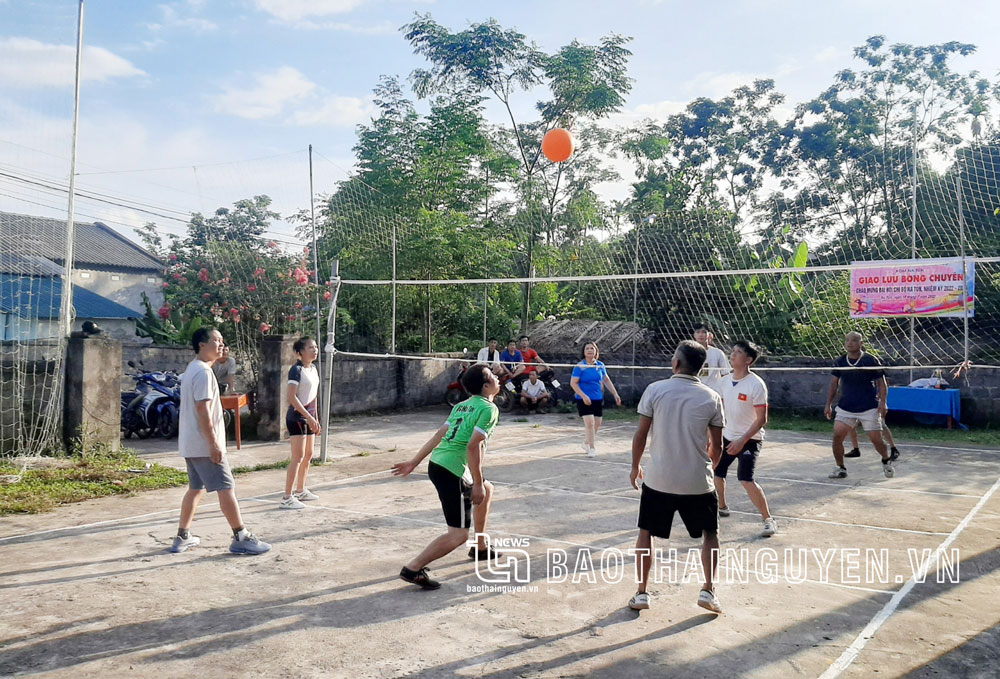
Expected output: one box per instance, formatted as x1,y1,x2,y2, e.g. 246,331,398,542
288,361,320,407
721,372,768,441
179,358,226,458
522,379,547,399
637,374,725,495
476,347,502,371
698,345,732,394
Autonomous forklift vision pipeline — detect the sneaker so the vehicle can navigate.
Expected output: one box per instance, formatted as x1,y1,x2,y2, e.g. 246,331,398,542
718,506,730,517
170,534,200,553
629,591,650,610
400,566,441,590
890,447,901,462
581,444,592,456
230,532,271,555
697,589,722,614
278,495,306,510
844,447,862,458
828,466,848,479
762,518,777,537
468,546,503,561
882,459,894,478
294,488,319,501
587,447,597,458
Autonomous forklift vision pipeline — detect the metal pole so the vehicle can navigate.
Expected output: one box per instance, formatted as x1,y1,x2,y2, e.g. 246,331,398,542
483,283,488,346
319,259,340,463
631,225,641,399
957,168,970,369
391,221,397,353
908,120,919,382
309,144,322,395
58,0,85,340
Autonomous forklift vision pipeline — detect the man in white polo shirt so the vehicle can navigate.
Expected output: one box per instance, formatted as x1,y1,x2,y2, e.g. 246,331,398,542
628,340,725,614
716,340,776,537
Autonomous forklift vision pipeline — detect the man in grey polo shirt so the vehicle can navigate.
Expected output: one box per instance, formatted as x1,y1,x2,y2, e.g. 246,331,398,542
628,340,725,614
170,327,270,555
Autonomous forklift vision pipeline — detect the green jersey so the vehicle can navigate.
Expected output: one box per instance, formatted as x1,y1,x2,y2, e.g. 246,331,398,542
430,395,499,480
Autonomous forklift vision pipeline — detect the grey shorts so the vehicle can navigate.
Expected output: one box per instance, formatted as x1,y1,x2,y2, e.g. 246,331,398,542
185,456,235,492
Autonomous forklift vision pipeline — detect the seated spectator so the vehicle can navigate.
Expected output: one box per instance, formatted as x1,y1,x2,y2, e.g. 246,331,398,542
476,339,504,375
520,371,550,412
499,340,525,382
518,335,549,376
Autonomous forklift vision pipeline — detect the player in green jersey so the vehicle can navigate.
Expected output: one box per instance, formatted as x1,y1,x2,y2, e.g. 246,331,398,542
392,363,501,589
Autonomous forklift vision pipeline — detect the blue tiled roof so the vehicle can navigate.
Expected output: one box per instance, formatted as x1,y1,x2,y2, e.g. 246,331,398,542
0,274,139,319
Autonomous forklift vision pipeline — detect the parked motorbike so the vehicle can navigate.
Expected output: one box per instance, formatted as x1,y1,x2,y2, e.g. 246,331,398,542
122,360,181,438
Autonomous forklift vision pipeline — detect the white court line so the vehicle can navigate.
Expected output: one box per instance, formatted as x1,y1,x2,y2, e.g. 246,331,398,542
485,477,951,537
756,476,981,499
818,472,1000,679
0,469,394,544
247,497,892,596
779,434,1000,457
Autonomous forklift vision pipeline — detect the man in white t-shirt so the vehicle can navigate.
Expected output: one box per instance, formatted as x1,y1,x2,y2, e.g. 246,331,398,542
693,323,731,394
170,327,270,556
716,340,776,537
476,339,503,375
520,371,550,411
629,340,725,614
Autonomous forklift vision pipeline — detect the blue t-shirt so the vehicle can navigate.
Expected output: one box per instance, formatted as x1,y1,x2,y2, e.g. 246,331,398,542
499,349,523,372
572,360,607,401
832,353,884,413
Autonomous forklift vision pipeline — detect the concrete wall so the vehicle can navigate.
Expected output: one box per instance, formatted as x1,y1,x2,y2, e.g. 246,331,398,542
328,353,462,415
76,268,162,313
64,337,122,451
0,354,59,454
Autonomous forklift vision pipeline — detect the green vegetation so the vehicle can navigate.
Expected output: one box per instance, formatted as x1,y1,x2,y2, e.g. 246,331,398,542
0,449,187,516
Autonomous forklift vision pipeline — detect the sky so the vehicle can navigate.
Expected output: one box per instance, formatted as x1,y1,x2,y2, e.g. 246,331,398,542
2,0,999,249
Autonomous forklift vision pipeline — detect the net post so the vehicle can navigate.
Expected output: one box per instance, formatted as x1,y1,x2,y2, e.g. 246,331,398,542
908,117,919,383
391,221,397,353
483,283,488,346
309,144,322,410
320,259,340,463
956,166,970,371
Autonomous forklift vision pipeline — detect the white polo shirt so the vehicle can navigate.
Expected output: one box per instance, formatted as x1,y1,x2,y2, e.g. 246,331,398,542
721,372,768,441
179,359,226,458
522,379,547,399
637,374,725,495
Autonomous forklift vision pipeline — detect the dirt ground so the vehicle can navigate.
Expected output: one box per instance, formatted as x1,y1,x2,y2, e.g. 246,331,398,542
1,407,999,678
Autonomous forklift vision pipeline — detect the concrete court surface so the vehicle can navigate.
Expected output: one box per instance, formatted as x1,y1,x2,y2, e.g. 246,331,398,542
1,407,999,678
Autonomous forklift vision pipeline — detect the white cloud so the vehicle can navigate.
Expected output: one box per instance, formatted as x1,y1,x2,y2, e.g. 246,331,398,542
684,71,763,99
148,2,219,33
213,66,317,120
815,46,849,63
290,95,375,127
253,0,367,22
282,19,397,34
0,38,145,88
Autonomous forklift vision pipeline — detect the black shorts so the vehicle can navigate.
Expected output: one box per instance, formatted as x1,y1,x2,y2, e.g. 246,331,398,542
637,484,719,539
576,398,604,417
286,404,317,436
428,461,472,529
714,438,761,482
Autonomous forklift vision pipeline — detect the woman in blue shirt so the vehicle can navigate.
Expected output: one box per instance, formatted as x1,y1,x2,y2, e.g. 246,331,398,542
570,341,621,457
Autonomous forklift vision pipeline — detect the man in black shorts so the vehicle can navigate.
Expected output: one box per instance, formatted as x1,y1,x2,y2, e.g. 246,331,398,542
629,340,725,613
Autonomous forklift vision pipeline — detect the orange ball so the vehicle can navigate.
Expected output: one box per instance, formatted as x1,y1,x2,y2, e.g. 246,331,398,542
542,128,574,163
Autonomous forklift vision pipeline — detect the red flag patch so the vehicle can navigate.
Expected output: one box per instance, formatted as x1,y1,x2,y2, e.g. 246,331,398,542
738,393,748,401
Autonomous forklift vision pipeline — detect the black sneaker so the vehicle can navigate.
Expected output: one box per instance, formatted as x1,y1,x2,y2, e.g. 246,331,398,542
468,546,503,561
890,447,900,461
399,566,441,590
844,448,861,458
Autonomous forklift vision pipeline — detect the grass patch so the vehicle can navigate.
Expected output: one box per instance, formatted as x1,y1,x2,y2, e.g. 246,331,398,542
231,459,291,474
0,449,187,516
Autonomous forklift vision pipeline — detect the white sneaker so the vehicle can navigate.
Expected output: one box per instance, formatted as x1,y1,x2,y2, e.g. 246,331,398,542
629,591,650,610
882,460,894,479
718,506,730,517
294,488,319,501
828,466,848,479
697,589,722,614
279,495,306,510
762,518,777,537
587,447,597,458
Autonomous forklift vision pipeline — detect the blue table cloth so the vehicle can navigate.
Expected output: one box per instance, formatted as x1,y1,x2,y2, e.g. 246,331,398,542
887,387,961,424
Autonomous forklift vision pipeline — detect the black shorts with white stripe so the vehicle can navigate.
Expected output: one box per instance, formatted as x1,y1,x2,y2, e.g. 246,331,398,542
427,461,472,529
